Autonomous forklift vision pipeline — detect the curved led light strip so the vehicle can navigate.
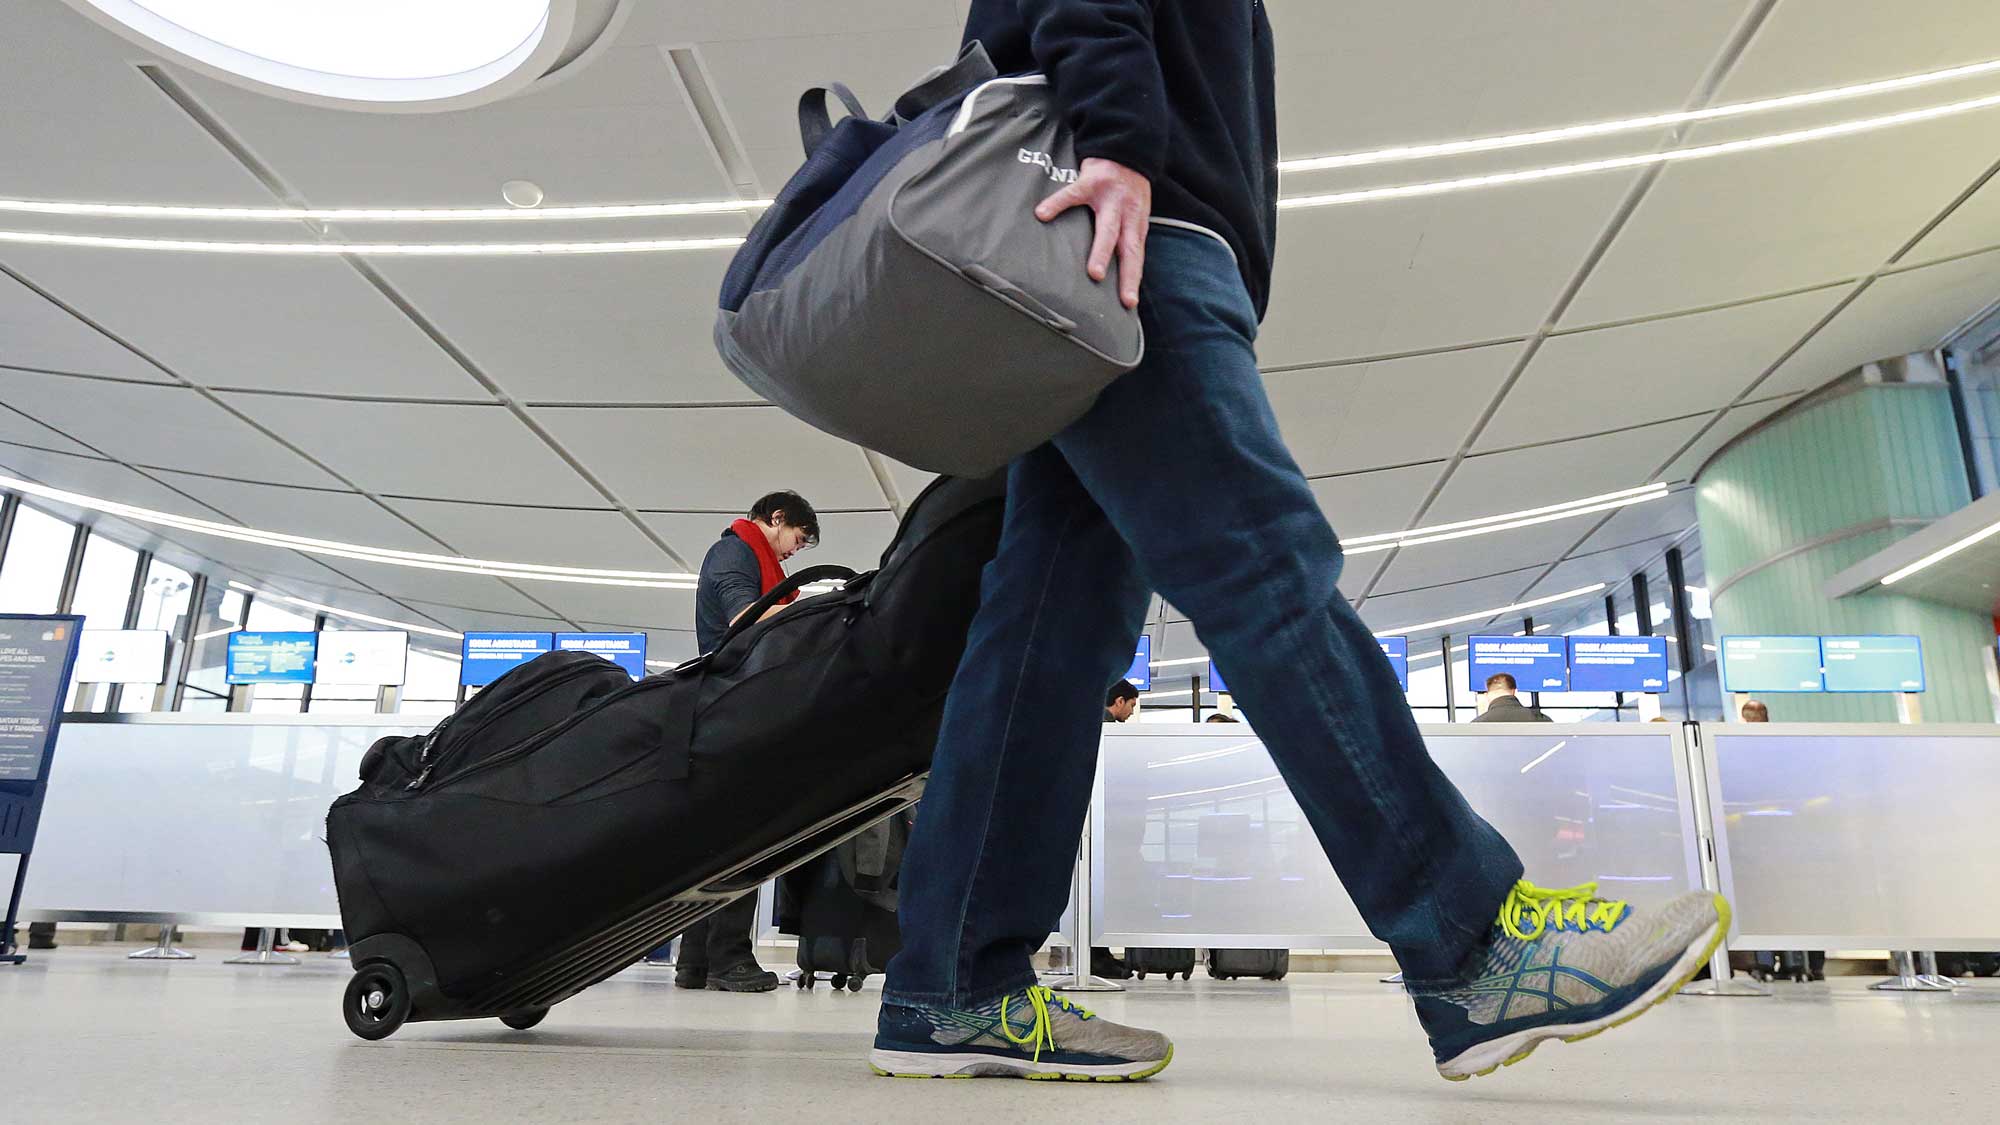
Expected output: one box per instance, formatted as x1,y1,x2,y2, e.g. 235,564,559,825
1280,90,2000,210
0,230,745,256
1279,56,2000,173
227,580,462,640
0,198,773,222
1345,483,1669,555
1385,583,1609,636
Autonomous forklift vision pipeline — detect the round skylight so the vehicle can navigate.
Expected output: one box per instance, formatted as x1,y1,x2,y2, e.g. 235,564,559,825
67,1,580,109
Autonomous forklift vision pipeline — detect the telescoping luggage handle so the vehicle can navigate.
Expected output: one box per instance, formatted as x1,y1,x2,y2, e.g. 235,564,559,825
659,563,859,780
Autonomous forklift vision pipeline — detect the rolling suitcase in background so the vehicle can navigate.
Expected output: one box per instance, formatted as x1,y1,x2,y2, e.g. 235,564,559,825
327,475,1005,1040
1125,947,1197,981
785,808,911,992
1207,948,1290,981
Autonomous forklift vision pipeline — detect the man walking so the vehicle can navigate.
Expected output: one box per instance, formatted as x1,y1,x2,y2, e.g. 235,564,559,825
871,0,1727,1083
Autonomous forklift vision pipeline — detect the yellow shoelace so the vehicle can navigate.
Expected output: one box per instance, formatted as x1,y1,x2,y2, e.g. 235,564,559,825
1498,879,1630,941
997,986,1094,1063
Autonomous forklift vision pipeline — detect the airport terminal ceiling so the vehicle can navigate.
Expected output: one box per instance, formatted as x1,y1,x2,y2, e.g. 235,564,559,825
2,0,1999,667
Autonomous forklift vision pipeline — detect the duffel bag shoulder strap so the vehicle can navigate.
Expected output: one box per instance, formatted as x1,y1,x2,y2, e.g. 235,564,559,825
891,41,999,125
798,83,870,158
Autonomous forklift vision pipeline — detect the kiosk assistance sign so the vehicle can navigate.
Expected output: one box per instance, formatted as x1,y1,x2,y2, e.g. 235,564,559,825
0,616,83,784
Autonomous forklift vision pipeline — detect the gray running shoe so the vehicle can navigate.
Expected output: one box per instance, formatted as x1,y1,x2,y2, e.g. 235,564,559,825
872,985,1173,1081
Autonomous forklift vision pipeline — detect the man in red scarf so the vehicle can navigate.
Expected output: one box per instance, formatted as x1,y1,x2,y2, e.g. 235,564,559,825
658,490,820,993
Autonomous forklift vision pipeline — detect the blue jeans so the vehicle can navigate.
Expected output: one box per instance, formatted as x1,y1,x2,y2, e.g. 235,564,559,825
882,227,1523,1008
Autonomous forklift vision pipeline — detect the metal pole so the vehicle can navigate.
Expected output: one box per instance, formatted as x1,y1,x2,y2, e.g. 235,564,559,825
1606,592,1625,721
298,613,327,712
0,493,19,569
225,926,301,967
1664,549,1698,722
1676,721,1769,998
1916,950,1958,989
54,523,89,613
1440,634,1457,722
1871,950,1950,992
166,572,208,711
1051,782,1121,993
1191,674,1202,723
1942,349,1988,499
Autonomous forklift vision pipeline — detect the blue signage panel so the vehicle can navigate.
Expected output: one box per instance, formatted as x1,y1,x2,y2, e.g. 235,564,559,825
0,616,83,786
1719,635,1824,693
1125,635,1153,692
1821,635,1925,693
226,632,317,684
1378,636,1410,692
556,632,648,680
1207,657,1225,695
460,632,554,687
1468,635,1569,693
1568,635,1669,694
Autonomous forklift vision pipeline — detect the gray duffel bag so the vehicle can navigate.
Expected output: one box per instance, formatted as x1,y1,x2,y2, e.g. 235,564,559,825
714,45,1143,477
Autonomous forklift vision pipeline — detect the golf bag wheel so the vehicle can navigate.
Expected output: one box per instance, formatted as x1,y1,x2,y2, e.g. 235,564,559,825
846,975,865,992
343,962,410,1041
795,973,814,990
830,973,849,991
500,1007,549,1031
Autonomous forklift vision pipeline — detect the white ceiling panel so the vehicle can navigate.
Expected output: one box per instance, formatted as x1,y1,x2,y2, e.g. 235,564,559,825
364,250,753,405
0,272,172,383
1424,416,1707,525
383,497,678,571
0,246,491,399
1906,172,2000,265
1694,0,2000,103
1354,570,1554,637
0,443,213,521
1260,170,1644,366
1370,531,1572,599
320,557,552,617
0,414,94,457
0,0,278,203
218,397,604,506
1571,490,1699,555
1311,462,1446,542
622,1,956,46
0,369,338,487
1661,394,1810,483
397,602,567,637
186,44,738,207
640,510,898,577
879,458,940,512
1483,287,1846,451
1270,0,1744,160
1762,252,2000,399
1266,343,1523,475
531,404,886,509
1564,103,2000,326
151,473,444,553
532,584,699,630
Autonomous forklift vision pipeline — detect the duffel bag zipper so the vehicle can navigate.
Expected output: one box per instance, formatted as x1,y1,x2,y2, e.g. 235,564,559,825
406,660,626,791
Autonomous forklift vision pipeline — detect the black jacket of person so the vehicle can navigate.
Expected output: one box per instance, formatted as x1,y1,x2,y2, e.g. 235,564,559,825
1471,695,1555,724
962,1,1279,316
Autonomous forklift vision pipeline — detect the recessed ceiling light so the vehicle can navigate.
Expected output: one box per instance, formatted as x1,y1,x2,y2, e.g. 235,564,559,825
501,180,546,209
1385,584,1610,635
0,230,745,256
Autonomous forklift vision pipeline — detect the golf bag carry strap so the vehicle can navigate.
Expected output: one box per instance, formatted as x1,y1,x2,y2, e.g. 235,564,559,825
661,563,860,778
890,41,999,124
798,83,870,158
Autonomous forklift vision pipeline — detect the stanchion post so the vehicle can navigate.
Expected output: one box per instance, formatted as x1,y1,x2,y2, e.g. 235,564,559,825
1675,720,1768,997
128,921,195,961
225,926,300,966
1916,950,1957,988
1050,801,1121,993
1871,950,1950,992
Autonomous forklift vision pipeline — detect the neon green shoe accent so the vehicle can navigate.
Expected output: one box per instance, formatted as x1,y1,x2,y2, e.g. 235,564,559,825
1498,879,1630,941
996,985,1095,1065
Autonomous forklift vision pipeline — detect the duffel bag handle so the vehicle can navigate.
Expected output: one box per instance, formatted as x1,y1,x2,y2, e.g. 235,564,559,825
891,41,999,125
712,563,860,655
798,83,870,158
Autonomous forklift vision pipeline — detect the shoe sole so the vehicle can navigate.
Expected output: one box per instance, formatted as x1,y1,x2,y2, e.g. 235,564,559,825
705,979,779,993
1437,894,1732,1082
869,1045,1173,1082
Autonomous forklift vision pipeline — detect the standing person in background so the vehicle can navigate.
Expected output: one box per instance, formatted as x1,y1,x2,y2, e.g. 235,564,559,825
1741,699,1770,723
871,0,1727,1085
654,491,820,994
1470,673,1554,723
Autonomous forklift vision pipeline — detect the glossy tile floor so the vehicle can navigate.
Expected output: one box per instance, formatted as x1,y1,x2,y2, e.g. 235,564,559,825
6,946,1998,1123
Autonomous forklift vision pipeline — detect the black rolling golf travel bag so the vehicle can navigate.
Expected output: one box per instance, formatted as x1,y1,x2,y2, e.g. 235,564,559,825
326,475,1004,1039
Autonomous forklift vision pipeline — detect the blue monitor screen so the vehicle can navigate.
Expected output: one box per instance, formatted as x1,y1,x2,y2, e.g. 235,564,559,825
1567,635,1669,693
1468,635,1568,693
1378,636,1410,692
1207,658,1225,695
1125,635,1152,692
226,632,317,684
556,632,648,680
1719,636,1824,693
1820,635,1925,693
460,632,554,687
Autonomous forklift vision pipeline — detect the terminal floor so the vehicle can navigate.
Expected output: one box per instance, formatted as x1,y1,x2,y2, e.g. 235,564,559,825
6,947,1998,1123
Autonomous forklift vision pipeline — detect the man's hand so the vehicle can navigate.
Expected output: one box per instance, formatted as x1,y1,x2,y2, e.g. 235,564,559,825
1034,157,1152,309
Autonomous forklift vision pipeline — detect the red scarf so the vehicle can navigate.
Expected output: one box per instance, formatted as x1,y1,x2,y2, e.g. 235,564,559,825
730,519,796,606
